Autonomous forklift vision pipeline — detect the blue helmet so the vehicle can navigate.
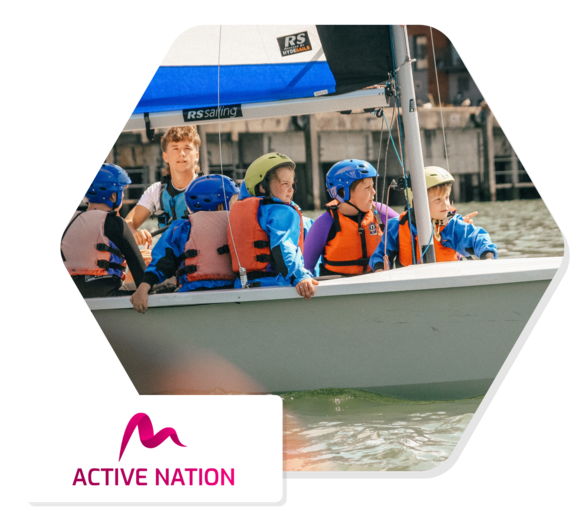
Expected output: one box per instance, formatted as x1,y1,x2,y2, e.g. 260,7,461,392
326,159,379,203
86,164,132,208
185,174,239,213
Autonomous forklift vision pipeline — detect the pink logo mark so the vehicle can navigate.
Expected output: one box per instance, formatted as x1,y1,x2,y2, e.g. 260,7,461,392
119,413,187,461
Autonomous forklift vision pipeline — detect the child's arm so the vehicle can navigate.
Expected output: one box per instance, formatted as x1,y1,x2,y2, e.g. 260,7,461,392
302,212,333,274
369,217,401,271
141,220,188,287
374,202,399,225
264,205,315,286
443,215,497,259
462,211,478,224
105,214,147,285
125,181,163,246
130,220,187,313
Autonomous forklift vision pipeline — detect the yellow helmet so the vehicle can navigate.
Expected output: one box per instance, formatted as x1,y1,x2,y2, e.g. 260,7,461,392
406,166,454,206
244,152,295,197
424,166,454,188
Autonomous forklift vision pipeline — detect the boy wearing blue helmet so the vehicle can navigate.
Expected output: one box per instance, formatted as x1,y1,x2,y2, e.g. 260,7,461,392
61,164,146,298
304,159,399,277
130,175,239,313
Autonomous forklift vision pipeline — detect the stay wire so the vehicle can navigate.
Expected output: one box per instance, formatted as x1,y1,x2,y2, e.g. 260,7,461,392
372,105,398,270
374,112,385,206
216,25,244,276
430,27,450,172
416,222,434,265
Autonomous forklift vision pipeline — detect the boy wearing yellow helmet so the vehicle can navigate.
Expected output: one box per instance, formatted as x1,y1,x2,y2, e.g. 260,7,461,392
369,166,497,269
227,152,318,299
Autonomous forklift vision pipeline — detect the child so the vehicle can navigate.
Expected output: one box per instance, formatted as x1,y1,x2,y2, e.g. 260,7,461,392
304,159,399,277
237,167,315,239
228,152,318,299
369,166,497,270
61,164,146,298
125,125,202,246
130,175,239,313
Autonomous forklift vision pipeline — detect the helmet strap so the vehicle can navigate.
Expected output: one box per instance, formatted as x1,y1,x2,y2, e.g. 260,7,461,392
260,177,271,197
344,200,364,215
432,219,443,242
108,192,121,211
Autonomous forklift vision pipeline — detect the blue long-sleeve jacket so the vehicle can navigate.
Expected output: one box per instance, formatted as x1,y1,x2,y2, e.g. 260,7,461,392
142,217,234,292
369,213,497,269
235,198,314,289
239,181,314,237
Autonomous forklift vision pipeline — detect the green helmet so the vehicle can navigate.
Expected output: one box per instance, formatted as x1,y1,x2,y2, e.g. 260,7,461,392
244,152,296,197
424,166,454,188
406,166,454,206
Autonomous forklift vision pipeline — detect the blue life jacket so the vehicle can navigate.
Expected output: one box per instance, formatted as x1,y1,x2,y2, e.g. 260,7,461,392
156,174,202,228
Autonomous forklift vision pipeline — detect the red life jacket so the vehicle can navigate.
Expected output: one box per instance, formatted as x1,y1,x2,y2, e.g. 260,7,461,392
61,210,127,278
227,197,304,279
322,200,383,275
397,211,458,266
176,211,237,282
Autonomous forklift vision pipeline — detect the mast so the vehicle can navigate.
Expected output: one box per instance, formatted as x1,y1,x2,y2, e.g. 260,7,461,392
391,25,436,263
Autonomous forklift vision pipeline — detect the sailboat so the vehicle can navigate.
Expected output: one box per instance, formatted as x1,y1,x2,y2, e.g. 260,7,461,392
85,25,561,399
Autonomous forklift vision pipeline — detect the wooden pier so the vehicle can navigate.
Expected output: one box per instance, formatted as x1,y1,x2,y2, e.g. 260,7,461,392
108,106,538,212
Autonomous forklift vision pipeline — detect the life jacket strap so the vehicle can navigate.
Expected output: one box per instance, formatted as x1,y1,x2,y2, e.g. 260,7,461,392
176,264,198,277
97,260,126,272
328,207,342,233
322,256,370,267
217,245,230,255
253,240,271,249
246,270,279,281
96,243,123,258
179,249,199,263
358,222,368,274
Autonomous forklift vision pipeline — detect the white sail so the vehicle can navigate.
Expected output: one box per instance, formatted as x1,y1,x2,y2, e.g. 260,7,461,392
125,25,393,130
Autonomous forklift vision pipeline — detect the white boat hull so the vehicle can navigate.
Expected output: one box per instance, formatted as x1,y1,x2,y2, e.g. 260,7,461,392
87,258,561,399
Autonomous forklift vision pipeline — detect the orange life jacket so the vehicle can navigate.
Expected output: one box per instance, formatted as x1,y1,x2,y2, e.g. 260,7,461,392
61,210,127,278
322,200,383,275
397,211,458,266
176,211,237,282
227,197,304,279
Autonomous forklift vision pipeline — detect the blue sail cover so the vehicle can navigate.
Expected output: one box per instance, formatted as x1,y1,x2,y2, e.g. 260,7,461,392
133,25,393,115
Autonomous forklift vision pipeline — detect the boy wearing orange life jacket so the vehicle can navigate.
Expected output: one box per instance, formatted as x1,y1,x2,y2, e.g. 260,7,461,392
303,159,399,276
369,166,497,270
227,152,318,299
130,175,239,313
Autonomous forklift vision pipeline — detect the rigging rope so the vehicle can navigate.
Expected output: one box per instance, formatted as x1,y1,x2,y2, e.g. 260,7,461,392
430,26,450,173
374,112,385,207
216,25,245,283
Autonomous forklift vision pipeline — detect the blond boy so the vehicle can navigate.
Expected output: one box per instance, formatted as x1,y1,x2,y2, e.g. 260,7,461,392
369,167,497,269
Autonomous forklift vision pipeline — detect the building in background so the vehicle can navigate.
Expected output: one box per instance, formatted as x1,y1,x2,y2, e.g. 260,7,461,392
108,27,537,213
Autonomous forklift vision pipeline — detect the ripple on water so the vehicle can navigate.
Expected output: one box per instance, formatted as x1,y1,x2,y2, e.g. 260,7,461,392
281,388,482,471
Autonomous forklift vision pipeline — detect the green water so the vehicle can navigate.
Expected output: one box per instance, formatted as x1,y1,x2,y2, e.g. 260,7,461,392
282,389,481,471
